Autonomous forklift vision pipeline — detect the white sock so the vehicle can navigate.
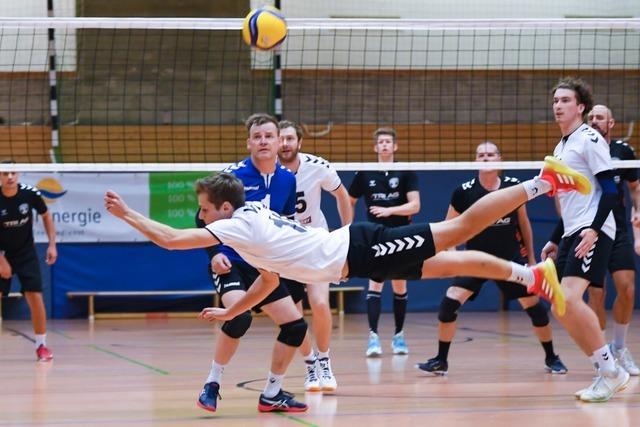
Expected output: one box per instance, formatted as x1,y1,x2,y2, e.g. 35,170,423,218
263,371,284,398
317,350,330,360
522,177,552,200
303,351,316,363
206,361,225,384
508,262,535,287
35,334,46,348
613,322,629,350
593,344,616,373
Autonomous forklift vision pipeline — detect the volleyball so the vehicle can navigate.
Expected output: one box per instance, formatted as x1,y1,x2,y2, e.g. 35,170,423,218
242,6,288,51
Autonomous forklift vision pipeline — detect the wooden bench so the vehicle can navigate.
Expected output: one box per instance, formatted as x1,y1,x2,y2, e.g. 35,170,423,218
67,286,364,321
0,292,23,323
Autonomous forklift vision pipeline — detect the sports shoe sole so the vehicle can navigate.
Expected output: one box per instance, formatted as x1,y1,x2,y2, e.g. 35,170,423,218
258,404,308,413
541,258,566,317
415,364,448,376
544,366,568,375
542,156,592,195
304,385,322,392
196,400,217,413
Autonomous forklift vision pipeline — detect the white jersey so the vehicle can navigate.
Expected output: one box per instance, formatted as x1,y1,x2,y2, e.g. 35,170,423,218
293,153,342,229
205,202,350,285
553,123,616,239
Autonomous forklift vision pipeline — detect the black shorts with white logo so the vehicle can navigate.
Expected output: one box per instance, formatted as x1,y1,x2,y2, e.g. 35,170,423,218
455,256,533,301
212,261,293,311
588,230,636,288
346,222,436,283
556,228,614,286
0,249,43,295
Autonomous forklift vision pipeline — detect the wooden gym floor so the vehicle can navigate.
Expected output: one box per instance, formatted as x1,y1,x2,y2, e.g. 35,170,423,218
1,312,639,426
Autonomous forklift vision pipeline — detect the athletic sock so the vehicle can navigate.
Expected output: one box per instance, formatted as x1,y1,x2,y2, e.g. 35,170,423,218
393,292,408,334
303,351,316,363
437,340,451,361
541,340,556,360
263,372,284,398
613,322,629,350
206,361,225,384
593,344,616,373
34,334,46,348
317,350,330,360
522,177,553,200
508,262,535,287
366,291,382,334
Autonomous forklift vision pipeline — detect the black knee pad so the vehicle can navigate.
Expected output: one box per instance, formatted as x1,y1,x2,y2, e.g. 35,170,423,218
221,310,253,338
277,318,308,347
438,296,462,323
525,302,550,327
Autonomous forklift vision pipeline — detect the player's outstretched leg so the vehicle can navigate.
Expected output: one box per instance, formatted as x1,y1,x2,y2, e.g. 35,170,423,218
431,157,591,253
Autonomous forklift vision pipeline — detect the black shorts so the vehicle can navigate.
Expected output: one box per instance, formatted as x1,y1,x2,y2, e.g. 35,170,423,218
557,228,614,287
0,249,43,295
211,261,295,310
282,279,306,304
346,222,436,283
454,256,533,301
588,230,636,288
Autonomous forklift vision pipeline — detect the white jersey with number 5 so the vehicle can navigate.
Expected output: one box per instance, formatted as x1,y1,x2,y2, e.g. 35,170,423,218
553,123,616,239
205,202,350,285
294,153,342,229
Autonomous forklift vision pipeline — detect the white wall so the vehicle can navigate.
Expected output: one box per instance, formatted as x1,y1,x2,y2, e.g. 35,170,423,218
0,0,76,72
278,0,638,19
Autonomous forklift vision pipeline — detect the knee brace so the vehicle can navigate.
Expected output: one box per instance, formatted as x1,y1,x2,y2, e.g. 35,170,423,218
438,296,462,323
277,318,308,347
221,310,253,339
525,302,550,327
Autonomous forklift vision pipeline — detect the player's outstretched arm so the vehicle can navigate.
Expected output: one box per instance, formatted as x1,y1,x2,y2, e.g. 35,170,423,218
105,190,219,250
199,269,280,321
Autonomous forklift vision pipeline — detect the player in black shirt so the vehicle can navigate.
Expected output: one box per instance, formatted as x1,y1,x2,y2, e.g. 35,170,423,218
0,160,57,361
348,127,420,356
586,105,639,375
417,142,567,375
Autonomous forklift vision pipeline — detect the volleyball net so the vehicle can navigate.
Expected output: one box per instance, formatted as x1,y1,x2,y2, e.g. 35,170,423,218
0,17,639,172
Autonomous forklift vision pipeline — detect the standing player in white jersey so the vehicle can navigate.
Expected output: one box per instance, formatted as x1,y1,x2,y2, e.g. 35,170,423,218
278,120,353,392
584,105,640,376
540,77,630,402
106,159,589,408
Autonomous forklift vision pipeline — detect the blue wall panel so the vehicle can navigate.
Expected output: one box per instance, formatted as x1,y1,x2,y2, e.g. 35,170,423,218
2,169,639,319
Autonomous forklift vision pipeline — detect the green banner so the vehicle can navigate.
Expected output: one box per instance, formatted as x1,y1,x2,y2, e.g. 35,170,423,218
149,172,210,228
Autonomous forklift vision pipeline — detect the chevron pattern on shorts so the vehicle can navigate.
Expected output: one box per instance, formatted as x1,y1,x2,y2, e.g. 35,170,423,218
372,235,425,257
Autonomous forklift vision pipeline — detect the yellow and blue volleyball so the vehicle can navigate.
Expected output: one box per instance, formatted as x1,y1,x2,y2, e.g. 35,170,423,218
242,6,287,51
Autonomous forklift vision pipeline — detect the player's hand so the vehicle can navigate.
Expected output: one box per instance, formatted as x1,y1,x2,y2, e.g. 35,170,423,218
45,245,57,265
634,239,640,257
0,256,11,279
198,307,231,322
211,253,232,275
540,241,558,261
575,228,598,259
104,190,129,218
369,206,392,218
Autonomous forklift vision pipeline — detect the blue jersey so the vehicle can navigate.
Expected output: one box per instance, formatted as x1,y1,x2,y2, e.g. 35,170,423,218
206,157,297,263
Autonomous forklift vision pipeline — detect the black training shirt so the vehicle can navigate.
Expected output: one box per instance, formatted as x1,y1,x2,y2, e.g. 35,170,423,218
348,170,419,227
0,183,48,256
450,175,523,260
610,140,639,232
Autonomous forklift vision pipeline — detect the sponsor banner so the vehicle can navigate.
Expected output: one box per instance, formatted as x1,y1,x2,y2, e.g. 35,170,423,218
149,172,209,228
23,173,150,242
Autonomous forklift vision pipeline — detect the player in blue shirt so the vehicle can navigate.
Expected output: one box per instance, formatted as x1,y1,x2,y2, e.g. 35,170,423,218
195,114,308,413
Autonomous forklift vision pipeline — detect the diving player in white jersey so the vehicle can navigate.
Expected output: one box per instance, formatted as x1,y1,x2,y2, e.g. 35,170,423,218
106,159,590,405
278,120,353,392
540,77,630,402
